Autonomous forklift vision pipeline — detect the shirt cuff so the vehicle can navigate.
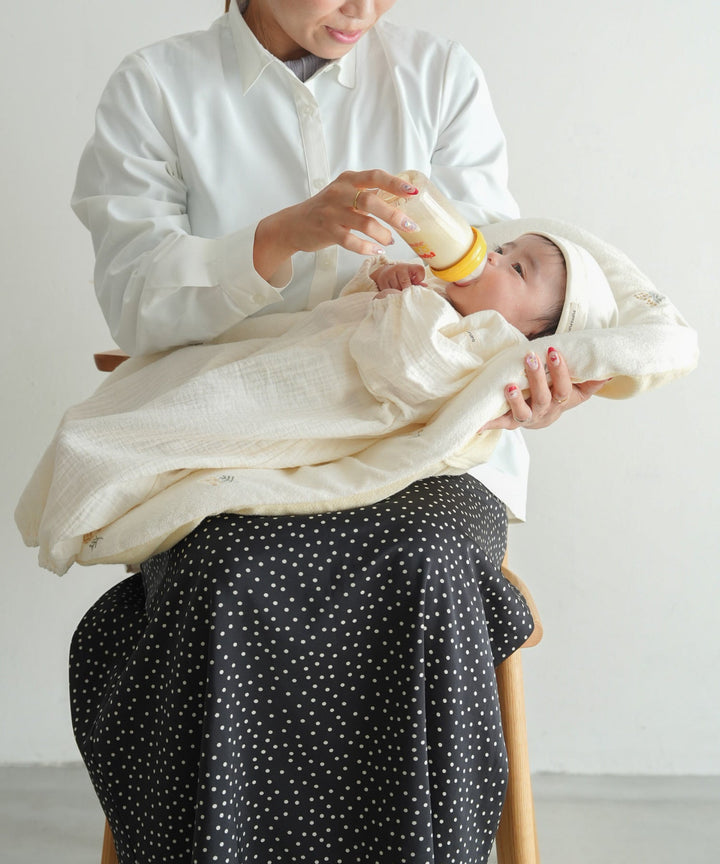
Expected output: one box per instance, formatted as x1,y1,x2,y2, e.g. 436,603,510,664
216,223,291,314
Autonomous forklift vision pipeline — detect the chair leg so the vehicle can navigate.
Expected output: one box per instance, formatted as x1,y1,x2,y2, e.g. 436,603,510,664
495,649,540,864
101,819,119,864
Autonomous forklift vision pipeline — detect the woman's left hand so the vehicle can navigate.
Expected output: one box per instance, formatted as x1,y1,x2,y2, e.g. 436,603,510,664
480,346,609,431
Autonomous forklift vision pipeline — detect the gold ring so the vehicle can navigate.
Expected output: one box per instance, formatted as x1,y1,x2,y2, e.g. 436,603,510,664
353,189,362,211
553,394,569,405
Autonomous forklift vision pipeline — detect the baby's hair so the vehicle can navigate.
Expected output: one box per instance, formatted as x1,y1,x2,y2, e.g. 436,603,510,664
525,235,567,340
527,299,565,340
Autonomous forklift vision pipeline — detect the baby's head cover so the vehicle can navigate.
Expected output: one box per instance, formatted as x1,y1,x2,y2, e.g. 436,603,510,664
537,232,619,333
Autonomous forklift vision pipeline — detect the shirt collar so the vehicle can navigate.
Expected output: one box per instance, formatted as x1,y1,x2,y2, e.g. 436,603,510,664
333,47,357,89
227,0,358,93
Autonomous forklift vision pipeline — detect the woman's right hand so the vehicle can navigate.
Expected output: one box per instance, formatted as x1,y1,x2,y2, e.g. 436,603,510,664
253,170,419,282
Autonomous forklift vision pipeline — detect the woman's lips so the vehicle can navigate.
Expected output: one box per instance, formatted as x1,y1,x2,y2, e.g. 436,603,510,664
325,26,364,45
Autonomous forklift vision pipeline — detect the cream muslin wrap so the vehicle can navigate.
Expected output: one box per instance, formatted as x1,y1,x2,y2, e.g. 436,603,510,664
16,218,698,575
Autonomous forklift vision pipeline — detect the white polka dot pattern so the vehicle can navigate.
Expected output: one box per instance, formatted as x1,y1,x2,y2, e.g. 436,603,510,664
70,475,533,863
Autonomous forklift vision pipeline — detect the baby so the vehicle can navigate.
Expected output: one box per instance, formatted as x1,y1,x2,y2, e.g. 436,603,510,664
17,227,620,574
369,231,618,338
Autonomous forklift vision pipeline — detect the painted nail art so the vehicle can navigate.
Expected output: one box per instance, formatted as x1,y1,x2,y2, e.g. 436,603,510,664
402,184,419,194
548,347,560,366
525,352,540,370
401,218,419,231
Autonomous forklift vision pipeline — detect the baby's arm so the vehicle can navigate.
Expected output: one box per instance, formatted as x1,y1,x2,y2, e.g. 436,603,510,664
370,262,427,299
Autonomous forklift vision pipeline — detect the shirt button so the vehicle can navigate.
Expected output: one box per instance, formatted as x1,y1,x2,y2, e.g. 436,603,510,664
313,178,326,191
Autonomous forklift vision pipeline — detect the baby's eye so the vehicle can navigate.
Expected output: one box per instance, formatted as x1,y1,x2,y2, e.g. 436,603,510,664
494,245,504,254
512,263,523,276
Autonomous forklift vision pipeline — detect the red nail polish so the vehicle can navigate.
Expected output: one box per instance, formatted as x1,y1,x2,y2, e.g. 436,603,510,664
548,347,560,366
507,384,519,396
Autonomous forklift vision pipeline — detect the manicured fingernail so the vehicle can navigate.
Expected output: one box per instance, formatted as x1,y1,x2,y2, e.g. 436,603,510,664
402,184,419,194
506,384,520,398
373,247,385,255
525,352,540,371
548,347,560,366
401,218,419,231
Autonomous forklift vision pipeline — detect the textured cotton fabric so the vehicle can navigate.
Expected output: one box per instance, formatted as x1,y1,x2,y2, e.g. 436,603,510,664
70,475,533,864
17,273,519,575
16,218,698,575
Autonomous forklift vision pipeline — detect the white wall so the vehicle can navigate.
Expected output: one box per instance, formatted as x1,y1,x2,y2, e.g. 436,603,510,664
1,1,717,773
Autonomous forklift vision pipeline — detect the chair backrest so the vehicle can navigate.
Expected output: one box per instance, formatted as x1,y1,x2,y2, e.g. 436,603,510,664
94,349,129,372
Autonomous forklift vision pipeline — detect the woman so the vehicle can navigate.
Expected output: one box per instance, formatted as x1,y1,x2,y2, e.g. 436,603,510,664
69,3,603,862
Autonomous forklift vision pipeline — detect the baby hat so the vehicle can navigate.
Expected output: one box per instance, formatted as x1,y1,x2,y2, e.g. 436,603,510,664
536,232,619,333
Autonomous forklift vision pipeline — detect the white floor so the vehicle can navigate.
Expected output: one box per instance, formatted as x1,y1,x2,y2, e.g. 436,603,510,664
1,765,718,863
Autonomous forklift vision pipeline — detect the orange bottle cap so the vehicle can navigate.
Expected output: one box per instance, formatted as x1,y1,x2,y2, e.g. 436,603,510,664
430,227,487,282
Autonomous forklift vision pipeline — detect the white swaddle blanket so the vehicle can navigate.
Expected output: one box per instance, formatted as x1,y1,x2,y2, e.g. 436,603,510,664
16,218,698,575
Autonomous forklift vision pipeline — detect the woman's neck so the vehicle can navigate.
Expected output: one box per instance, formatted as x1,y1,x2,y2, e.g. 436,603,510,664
239,1,328,79
242,1,310,61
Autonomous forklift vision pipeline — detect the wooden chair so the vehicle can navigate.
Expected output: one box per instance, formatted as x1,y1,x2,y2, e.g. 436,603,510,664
101,822,119,864
495,560,543,864
94,349,543,864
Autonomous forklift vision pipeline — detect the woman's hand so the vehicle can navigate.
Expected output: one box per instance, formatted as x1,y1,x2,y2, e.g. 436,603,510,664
480,346,608,432
253,170,419,282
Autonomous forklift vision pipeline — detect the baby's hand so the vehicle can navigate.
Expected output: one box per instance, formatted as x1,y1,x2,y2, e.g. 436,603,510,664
370,262,427,294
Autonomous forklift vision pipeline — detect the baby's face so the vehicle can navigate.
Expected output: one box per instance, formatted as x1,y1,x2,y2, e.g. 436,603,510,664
445,234,566,336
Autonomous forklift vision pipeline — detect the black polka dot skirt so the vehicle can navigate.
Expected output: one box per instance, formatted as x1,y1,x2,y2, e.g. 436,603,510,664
69,475,534,864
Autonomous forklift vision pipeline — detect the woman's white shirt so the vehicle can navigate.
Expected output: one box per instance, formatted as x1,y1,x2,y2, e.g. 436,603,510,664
72,3,529,519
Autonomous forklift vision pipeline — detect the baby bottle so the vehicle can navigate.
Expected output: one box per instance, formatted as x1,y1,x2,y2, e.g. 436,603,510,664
380,170,487,284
